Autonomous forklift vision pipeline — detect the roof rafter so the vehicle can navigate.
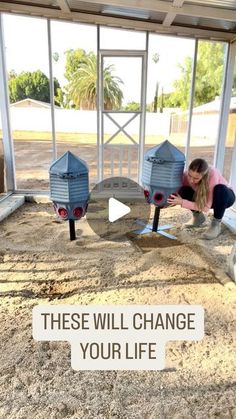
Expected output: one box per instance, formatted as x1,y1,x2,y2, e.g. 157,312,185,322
57,0,71,13
0,2,234,41
163,0,185,27
74,0,236,22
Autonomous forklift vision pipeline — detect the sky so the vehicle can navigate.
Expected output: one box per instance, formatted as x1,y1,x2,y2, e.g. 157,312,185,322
3,14,195,104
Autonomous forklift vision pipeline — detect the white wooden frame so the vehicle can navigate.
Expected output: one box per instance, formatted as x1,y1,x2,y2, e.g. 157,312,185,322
0,13,235,197
0,14,16,192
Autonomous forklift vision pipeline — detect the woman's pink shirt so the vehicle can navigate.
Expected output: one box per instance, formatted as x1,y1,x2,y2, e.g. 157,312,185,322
181,167,230,212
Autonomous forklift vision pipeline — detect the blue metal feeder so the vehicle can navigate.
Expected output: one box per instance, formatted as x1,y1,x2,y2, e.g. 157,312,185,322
49,151,89,240
135,140,185,239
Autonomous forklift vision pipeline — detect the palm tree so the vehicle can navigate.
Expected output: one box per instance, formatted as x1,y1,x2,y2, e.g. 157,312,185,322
67,53,123,110
103,64,124,110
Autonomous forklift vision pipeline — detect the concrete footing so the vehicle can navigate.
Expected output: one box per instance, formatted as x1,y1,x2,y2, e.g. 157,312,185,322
0,194,25,222
226,243,236,283
223,208,236,234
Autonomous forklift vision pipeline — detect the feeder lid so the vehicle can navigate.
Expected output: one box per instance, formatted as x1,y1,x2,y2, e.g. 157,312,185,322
145,140,185,162
49,151,88,175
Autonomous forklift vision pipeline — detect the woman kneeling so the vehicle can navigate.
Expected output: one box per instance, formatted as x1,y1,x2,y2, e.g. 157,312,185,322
167,158,235,240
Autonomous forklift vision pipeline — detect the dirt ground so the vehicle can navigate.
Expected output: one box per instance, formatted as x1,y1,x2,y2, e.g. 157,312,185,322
0,202,235,419
12,141,234,190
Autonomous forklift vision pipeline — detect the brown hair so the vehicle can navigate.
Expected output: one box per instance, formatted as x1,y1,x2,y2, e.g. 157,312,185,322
189,158,209,210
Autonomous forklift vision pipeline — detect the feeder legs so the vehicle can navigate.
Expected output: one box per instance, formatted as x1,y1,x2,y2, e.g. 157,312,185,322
152,207,160,232
134,206,177,240
69,219,76,241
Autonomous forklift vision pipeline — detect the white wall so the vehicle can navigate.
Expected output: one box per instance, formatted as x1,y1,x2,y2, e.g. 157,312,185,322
3,108,171,136
0,108,222,144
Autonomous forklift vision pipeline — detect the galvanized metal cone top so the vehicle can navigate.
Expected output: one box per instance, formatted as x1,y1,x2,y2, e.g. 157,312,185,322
145,139,185,163
142,139,185,208
49,150,88,180
49,150,89,204
49,150,89,226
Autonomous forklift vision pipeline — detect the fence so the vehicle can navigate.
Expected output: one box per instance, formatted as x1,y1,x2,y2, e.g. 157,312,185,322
5,108,171,136
3,107,235,145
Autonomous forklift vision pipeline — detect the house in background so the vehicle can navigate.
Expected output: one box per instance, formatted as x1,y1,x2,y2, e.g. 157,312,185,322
170,97,236,145
10,98,61,109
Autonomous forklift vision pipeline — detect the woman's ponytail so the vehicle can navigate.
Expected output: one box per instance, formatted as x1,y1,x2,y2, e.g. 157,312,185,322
189,159,209,211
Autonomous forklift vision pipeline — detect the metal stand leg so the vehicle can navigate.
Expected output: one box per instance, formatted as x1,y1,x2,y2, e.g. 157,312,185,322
69,219,76,241
152,206,160,232
134,206,177,240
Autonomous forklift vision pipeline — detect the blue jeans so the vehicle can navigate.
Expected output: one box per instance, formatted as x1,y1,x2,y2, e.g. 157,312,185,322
179,184,235,219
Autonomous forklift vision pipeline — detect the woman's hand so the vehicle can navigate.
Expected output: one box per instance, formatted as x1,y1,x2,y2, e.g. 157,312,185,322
167,193,183,206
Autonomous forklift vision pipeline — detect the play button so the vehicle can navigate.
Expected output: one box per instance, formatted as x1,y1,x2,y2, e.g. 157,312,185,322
86,176,151,241
108,198,130,222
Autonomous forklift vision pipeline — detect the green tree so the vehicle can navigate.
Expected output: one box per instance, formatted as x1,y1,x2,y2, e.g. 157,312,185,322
64,50,123,110
171,42,227,110
123,102,140,111
64,49,87,82
8,70,61,105
160,92,181,108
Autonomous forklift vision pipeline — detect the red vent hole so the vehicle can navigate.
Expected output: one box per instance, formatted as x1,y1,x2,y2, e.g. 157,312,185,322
58,207,68,219
154,192,164,203
144,189,150,200
73,207,83,219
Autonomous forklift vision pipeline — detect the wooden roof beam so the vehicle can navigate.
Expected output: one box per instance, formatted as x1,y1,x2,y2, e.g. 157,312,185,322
0,2,234,41
163,0,185,27
57,0,71,13
77,0,236,22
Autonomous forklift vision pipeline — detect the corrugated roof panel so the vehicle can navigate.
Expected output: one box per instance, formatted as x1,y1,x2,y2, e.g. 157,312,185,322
10,0,56,6
69,2,166,21
69,0,101,13
174,14,236,31
104,9,166,21
186,0,236,9
0,0,235,40
145,11,168,22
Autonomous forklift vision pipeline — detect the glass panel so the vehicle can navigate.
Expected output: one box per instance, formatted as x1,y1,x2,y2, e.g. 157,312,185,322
4,14,51,190
100,27,146,50
188,40,227,165
103,56,142,112
50,21,98,187
223,54,236,182
147,34,195,159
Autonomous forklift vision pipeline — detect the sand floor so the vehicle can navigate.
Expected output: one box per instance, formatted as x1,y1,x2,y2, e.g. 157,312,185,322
0,202,235,419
